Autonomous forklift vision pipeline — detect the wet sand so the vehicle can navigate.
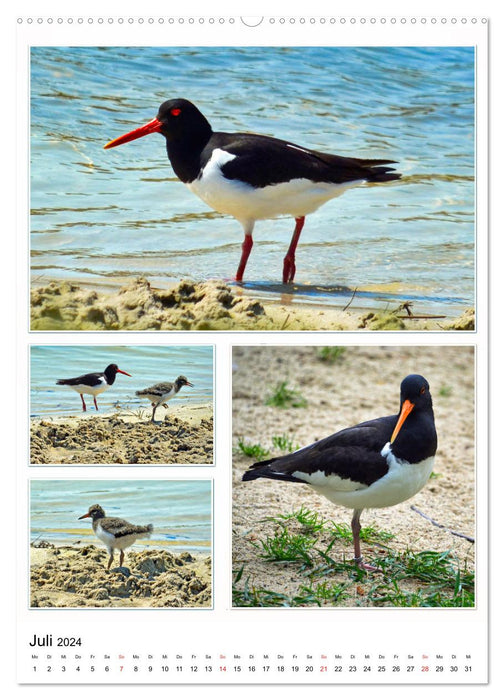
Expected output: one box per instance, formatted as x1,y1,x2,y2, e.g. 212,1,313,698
232,345,475,606
30,278,474,331
30,543,211,608
30,404,213,465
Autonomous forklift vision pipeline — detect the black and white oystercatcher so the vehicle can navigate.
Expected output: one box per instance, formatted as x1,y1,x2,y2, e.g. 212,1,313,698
242,374,437,571
135,375,194,423
104,98,401,284
56,364,132,411
78,504,153,570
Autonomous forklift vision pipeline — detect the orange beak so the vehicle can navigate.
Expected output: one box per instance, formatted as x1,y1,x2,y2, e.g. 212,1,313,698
390,399,415,443
104,117,163,150
78,512,91,520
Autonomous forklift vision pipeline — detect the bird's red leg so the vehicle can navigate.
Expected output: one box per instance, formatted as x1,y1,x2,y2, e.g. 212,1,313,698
80,394,87,412
119,551,124,567
93,396,99,411
235,232,253,282
283,216,305,284
351,509,379,572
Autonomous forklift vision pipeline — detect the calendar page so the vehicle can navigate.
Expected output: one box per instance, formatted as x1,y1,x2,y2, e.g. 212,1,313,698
11,5,490,693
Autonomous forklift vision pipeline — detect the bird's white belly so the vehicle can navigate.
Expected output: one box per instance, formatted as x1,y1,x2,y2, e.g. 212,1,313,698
95,524,146,552
70,379,108,397
188,149,364,225
150,387,176,404
293,452,434,511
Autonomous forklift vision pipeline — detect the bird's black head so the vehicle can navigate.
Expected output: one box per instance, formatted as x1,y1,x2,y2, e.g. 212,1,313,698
399,374,432,410
78,504,105,521
104,364,132,382
104,98,212,150
390,374,434,444
156,99,212,142
175,375,194,389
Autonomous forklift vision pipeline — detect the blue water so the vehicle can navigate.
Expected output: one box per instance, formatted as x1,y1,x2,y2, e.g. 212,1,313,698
30,480,212,553
30,46,474,315
30,345,214,416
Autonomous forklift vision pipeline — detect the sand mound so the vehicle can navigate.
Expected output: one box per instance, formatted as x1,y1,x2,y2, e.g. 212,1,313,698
30,544,211,608
30,414,213,465
30,277,266,331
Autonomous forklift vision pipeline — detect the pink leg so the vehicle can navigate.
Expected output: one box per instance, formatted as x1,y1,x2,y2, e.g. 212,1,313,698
283,216,305,284
235,232,253,282
93,396,99,411
80,394,87,412
351,509,379,573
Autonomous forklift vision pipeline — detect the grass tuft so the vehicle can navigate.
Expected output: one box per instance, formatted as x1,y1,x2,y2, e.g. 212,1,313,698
236,438,270,460
316,346,346,364
265,381,307,409
271,433,299,452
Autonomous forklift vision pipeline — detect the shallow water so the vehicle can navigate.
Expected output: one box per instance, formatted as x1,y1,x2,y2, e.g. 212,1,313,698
30,480,212,553
30,345,214,416
30,46,474,316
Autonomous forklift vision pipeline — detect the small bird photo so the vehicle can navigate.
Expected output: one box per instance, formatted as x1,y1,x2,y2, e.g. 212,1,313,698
30,480,212,609
30,46,475,332
232,345,475,608
30,345,214,465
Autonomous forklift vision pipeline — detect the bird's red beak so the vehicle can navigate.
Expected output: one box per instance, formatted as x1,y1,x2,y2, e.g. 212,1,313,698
390,399,414,443
117,368,132,377
104,117,163,149
78,512,91,520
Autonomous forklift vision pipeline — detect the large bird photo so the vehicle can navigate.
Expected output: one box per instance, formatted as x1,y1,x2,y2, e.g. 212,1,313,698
232,345,475,607
30,46,475,331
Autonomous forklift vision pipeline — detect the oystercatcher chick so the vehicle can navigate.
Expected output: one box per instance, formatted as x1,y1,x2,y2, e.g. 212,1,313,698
104,98,401,284
78,504,153,570
135,375,194,423
242,374,436,571
56,364,131,411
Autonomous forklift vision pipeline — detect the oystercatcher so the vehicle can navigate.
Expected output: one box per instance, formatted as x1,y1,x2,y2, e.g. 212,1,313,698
104,98,401,284
135,375,194,423
242,374,437,571
78,504,153,570
56,364,131,411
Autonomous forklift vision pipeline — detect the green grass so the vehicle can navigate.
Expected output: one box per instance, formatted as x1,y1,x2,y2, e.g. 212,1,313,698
236,434,300,459
236,438,270,460
271,434,299,452
439,384,453,397
265,381,307,409
233,507,474,608
316,346,346,364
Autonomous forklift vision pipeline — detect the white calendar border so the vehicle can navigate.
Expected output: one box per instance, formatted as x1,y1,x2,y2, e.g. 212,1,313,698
7,5,492,695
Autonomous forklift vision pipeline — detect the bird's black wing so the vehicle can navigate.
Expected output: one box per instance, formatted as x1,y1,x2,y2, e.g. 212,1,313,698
242,415,397,487
56,372,103,387
210,132,400,188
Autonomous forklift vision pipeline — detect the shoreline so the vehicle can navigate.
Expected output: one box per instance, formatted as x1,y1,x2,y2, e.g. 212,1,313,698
30,277,474,332
30,403,214,465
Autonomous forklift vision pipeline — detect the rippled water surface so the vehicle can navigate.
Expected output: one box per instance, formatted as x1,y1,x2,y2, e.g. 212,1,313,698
30,480,212,553
30,345,214,416
30,46,475,315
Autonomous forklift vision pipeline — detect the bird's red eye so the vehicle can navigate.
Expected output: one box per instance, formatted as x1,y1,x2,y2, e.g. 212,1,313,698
420,386,426,394
171,108,181,116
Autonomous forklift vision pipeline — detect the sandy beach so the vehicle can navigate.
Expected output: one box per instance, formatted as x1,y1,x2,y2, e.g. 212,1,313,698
30,403,213,465
30,278,474,332
30,543,211,608
232,345,475,606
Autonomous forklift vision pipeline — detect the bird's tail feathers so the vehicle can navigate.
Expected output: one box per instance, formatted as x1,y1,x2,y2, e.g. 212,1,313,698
242,460,304,483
